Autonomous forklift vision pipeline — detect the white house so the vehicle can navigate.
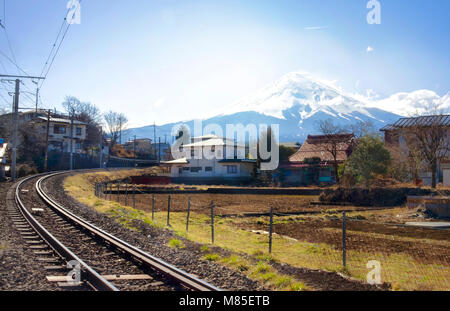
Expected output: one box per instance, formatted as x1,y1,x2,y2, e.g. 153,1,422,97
36,116,87,154
162,135,256,184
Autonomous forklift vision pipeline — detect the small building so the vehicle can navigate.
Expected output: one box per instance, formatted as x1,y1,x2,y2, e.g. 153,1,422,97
381,115,450,186
124,138,153,155
440,157,450,187
152,142,172,161
281,134,355,186
162,135,256,184
35,116,87,153
0,110,87,154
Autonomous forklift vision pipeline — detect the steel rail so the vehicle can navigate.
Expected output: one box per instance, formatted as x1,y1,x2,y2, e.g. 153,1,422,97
14,174,119,291
36,172,221,292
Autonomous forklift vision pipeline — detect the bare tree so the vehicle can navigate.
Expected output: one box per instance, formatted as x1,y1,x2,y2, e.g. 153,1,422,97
62,96,103,148
350,120,378,139
317,119,352,183
104,111,128,150
401,115,449,188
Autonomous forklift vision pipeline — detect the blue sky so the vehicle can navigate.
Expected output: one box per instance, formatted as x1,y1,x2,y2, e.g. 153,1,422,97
0,0,448,126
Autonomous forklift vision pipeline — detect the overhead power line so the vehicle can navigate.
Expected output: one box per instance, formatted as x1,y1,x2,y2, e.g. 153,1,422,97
0,48,30,78
39,0,82,89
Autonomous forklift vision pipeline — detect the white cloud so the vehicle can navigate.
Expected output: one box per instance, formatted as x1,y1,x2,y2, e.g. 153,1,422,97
153,97,166,108
366,46,374,53
367,90,450,116
304,26,328,30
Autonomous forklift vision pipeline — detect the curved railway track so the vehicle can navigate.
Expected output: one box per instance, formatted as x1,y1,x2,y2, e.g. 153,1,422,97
10,172,221,292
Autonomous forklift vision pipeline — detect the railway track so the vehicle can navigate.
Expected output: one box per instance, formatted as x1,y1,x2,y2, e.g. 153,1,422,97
9,172,221,292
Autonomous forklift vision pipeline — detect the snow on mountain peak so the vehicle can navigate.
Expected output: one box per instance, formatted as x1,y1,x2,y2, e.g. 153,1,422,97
221,71,373,121
220,71,449,121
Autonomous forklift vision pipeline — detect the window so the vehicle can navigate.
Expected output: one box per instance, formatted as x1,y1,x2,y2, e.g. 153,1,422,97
227,165,238,174
53,125,66,134
76,127,82,136
205,167,213,172
190,167,202,173
183,167,190,171
319,168,331,178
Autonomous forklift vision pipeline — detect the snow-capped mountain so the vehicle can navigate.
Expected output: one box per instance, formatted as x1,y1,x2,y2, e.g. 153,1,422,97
124,71,448,143
368,89,450,116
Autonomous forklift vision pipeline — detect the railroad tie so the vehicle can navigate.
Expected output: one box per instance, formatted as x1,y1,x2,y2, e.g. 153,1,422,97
33,251,54,256
37,257,61,264
29,245,49,250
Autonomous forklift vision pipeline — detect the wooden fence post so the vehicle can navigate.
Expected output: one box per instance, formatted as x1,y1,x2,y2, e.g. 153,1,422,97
109,183,112,201
167,195,171,227
186,196,191,233
132,184,136,209
152,194,155,222
211,201,214,244
342,211,347,268
269,207,273,254
125,182,128,206
117,183,120,203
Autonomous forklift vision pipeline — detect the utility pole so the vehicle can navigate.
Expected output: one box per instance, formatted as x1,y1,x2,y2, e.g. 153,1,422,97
0,74,45,181
35,87,39,112
133,135,136,168
99,126,103,169
69,110,74,171
43,110,51,172
11,79,19,181
119,119,122,145
32,80,39,113
153,122,156,160
158,137,161,164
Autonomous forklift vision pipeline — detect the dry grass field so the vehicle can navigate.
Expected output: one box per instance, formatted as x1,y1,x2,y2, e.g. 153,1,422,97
65,170,450,291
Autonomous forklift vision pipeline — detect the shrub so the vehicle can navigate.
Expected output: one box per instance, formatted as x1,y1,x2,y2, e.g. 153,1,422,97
204,253,220,261
167,239,183,249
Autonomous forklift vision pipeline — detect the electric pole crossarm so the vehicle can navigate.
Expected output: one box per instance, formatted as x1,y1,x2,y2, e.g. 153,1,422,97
0,74,45,80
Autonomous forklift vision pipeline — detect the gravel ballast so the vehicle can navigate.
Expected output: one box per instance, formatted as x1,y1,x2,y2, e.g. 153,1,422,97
0,181,60,291
44,173,263,291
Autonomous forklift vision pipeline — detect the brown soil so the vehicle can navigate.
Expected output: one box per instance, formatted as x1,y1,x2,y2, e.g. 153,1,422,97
127,192,385,216
243,218,450,265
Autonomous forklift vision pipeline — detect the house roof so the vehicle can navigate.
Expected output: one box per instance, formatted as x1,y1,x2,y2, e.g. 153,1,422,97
381,115,450,131
218,159,257,164
161,158,189,165
183,137,245,148
37,116,86,125
280,142,301,148
289,134,355,163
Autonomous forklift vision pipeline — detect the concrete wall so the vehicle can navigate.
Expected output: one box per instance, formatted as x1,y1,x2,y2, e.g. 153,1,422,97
444,169,450,187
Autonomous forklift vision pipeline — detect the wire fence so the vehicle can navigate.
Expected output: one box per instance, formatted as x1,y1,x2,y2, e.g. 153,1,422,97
94,181,450,291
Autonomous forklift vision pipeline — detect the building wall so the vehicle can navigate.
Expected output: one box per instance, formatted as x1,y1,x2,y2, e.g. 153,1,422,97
443,169,450,187
385,128,450,184
170,158,252,178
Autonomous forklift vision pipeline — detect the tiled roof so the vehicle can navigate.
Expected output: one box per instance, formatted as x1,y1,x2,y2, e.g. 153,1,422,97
381,115,450,131
289,134,355,163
